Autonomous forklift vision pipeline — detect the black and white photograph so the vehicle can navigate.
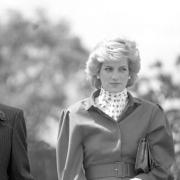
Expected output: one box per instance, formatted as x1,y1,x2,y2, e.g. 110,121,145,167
0,0,179,180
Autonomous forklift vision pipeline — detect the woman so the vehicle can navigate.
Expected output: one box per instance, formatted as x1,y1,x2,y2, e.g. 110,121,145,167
56,38,175,180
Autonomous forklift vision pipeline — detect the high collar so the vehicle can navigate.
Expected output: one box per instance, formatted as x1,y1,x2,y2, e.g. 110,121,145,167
99,88,127,102
95,88,128,121
84,89,142,111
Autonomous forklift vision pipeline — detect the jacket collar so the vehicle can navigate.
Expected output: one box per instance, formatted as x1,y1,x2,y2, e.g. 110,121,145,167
84,89,142,111
127,91,142,107
0,110,6,121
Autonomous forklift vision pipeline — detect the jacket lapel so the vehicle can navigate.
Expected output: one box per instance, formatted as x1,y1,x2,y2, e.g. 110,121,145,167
0,110,6,121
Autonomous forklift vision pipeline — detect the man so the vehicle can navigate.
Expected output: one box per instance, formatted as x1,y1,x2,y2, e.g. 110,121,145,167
0,103,34,180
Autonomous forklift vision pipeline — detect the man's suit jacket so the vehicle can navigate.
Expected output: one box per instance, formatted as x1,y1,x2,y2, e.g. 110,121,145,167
0,103,34,180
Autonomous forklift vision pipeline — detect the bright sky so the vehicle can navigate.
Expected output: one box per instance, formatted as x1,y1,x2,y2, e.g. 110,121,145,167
0,0,180,76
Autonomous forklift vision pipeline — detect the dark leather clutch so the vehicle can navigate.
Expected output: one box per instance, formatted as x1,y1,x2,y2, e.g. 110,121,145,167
135,137,157,173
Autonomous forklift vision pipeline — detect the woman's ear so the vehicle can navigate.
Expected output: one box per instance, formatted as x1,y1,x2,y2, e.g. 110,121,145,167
126,76,131,87
96,72,100,79
95,75,101,89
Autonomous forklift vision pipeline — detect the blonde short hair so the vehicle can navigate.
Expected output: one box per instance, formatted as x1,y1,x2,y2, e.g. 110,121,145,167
85,37,141,89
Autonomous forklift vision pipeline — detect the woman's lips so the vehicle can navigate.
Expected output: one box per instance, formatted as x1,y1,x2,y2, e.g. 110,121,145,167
110,82,121,86
110,82,121,84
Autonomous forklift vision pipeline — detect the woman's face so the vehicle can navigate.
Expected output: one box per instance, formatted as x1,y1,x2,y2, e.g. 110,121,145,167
98,57,129,93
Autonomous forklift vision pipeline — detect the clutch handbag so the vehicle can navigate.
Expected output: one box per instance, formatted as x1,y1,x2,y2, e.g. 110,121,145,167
135,137,157,173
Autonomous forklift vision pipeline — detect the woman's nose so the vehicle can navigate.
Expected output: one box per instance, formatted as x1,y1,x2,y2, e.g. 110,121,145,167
111,71,119,80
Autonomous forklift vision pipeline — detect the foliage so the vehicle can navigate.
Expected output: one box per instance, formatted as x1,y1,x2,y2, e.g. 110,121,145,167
0,10,89,180
0,10,180,180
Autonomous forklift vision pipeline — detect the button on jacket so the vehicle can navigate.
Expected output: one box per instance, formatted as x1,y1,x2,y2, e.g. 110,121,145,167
56,90,175,180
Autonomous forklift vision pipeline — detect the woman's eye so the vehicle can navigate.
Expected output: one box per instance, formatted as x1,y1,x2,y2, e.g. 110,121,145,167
104,67,113,71
119,67,128,72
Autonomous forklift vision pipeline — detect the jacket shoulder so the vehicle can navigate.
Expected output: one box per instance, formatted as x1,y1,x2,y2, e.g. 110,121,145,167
67,98,89,114
59,99,89,127
135,97,157,106
0,103,23,122
0,103,22,112
134,97,163,112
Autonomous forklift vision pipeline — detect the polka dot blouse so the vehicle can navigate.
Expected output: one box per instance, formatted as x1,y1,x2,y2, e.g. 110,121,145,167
95,88,128,121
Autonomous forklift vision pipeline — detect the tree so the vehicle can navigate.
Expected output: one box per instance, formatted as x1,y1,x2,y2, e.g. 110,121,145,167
1,9,180,179
0,10,89,180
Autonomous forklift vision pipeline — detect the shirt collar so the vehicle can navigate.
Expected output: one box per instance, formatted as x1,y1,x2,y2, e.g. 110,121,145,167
127,91,142,107
84,89,142,111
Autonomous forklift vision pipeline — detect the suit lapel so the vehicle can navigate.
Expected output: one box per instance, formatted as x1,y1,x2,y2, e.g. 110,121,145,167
0,110,6,121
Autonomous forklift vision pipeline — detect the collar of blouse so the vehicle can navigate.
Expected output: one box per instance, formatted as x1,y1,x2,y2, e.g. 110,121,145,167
94,88,128,121
83,89,142,112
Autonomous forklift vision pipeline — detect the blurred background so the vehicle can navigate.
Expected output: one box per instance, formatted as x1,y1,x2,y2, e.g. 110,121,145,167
0,0,180,179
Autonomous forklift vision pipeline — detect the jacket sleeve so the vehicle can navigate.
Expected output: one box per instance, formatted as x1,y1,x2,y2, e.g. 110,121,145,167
56,109,87,180
136,105,175,180
10,110,34,180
